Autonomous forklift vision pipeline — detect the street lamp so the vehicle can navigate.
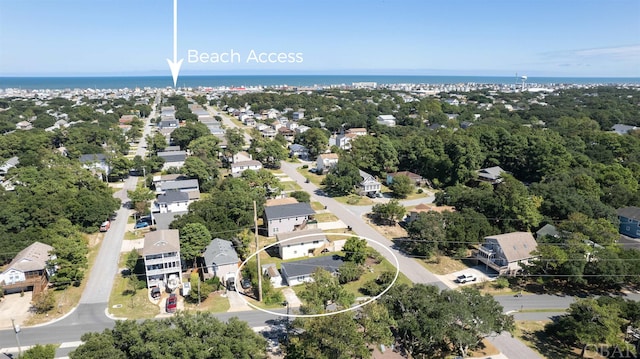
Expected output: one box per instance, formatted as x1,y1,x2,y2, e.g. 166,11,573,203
11,318,21,357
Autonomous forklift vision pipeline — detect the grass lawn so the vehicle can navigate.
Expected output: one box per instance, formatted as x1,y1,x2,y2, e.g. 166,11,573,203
511,320,585,358
25,232,103,325
341,258,412,297
418,256,472,275
315,212,339,222
334,194,374,206
280,181,302,191
296,167,325,186
311,201,325,211
108,255,160,319
183,291,230,313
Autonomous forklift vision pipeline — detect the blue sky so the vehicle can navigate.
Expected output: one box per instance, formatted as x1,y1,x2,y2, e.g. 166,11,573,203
0,0,639,77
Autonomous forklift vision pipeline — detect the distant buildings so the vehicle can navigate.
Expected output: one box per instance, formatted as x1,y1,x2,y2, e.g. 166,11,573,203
376,115,396,127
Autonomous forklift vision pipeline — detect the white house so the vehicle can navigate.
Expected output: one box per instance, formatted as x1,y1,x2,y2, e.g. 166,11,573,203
79,154,110,179
376,115,396,127
357,170,381,196
143,230,181,289
476,232,538,276
0,242,54,294
231,160,263,177
201,238,239,282
262,263,283,288
276,229,329,260
153,190,190,213
316,153,339,174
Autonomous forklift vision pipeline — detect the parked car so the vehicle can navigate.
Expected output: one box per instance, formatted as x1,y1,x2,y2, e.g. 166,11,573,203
134,221,150,229
150,287,161,299
166,293,177,313
241,278,252,289
99,220,111,232
456,273,477,283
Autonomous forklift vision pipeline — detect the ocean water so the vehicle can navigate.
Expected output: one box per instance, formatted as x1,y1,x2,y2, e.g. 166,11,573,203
1,75,639,90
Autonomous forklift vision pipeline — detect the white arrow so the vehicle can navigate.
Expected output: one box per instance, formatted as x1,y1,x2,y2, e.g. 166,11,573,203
166,0,183,87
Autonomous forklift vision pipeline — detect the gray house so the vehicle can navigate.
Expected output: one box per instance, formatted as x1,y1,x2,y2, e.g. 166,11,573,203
201,238,239,282
281,255,343,286
158,150,187,170
263,202,316,237
476,232,538,275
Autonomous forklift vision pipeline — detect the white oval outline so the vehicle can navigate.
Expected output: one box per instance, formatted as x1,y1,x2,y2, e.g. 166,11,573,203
234,232,400,318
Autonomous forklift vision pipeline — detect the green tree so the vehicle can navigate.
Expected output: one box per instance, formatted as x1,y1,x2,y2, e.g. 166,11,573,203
322,159,361,196
343,236,367,265
390,174,414,198
404,211,445,258
170,122,209,149
126,187,154,218
21,344,57,359
546,298,625,357
32,290,56,313
188,271,212,303
289,191,310,203
296,127,329,158
70,312,266,359
350,135,399,176
338,261,364,284
125,249,139,274
179,223,212,264
286,312,370,359
299,268,354,314
371,199,406,225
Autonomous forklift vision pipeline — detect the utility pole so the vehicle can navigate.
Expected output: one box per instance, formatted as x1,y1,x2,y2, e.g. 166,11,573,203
254,201,262,302
11,318,21,357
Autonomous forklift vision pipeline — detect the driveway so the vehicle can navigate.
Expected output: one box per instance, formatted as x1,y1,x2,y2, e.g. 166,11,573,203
281,288,302,308
437,266,497,289
0,292,33,330
225,290,252,312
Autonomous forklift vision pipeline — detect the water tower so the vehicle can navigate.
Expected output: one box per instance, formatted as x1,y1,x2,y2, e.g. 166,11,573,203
521,75,528,91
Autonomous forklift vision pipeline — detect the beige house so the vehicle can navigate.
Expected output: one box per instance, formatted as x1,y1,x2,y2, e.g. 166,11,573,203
143,230,181,289
316,153,339,174
476,232,538,275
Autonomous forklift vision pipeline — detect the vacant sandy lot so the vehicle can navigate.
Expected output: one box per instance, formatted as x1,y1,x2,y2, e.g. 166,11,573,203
0,292,33,330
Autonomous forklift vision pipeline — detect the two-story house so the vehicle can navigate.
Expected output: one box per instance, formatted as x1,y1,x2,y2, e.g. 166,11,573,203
618,206,640,238
357,170,381,196
276,229,329,260
263,202,316,237
143,230,182,289
316,153,339,174
476,232,538,275
201,238,239,282
0,242,54,295
154,190,190,214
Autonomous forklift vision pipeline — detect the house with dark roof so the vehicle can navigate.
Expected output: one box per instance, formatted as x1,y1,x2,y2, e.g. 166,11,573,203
263,202,316,237
281,255,343,286
158,150,187,170
276,229,329,260
476,166,506,184
617,206,640,239
201,238,239,282
0,242,54,294
476,232,538,275
153,175,199,195
154,190,190,214
143,230,181,289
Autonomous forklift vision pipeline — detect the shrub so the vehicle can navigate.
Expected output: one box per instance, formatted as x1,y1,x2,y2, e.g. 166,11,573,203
33,291,56,313
302,164,308,169
417,188,423,194
493,277,509,289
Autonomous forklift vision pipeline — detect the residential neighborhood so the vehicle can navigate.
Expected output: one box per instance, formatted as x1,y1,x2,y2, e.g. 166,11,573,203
0,82,639,359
